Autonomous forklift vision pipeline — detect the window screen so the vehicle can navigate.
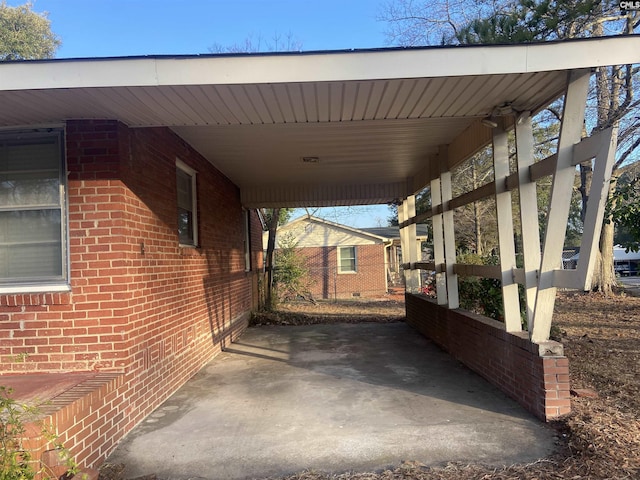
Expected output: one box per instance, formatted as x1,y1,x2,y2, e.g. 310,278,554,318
0,132,66,286
338,246,357,273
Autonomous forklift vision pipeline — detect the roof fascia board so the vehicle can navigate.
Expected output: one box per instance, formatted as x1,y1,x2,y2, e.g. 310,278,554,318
283,215,390,242
1,36,639,92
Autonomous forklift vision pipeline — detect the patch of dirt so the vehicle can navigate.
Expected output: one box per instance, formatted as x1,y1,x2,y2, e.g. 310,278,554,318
101,292,640,480
251,299,406,326
553,291,640,416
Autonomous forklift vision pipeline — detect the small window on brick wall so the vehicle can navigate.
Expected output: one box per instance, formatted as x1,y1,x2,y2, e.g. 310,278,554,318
0,129,68,292
176,159,198,247
338,246,357,273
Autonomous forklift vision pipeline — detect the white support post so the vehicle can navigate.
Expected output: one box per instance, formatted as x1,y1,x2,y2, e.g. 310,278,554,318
406,195,420,293
531,69,590,343
440,149,459,309
576,126,618,290
515,112,542,327
493,119,522,332
431,177,448,305
398,199,408,290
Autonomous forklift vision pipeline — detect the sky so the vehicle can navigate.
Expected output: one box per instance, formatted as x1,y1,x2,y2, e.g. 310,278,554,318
8,0,395,227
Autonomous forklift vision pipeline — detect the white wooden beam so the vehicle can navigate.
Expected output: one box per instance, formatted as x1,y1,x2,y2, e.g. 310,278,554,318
553,269,580,289
515,112,542,327
440,148,459,309
405,195,420,293
454,264,502,279
531,69,590,343
576,126,618,290
398,199,408,290
449,181,496,210
493,120,522,332
431,177,448,305
415,261,440,272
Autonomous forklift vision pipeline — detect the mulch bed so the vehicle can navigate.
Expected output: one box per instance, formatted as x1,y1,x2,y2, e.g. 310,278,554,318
101,293,640,480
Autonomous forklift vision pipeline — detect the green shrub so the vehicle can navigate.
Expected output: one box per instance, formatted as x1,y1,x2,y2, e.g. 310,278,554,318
272,233,314,304
457,253,526,326
0,386,78,480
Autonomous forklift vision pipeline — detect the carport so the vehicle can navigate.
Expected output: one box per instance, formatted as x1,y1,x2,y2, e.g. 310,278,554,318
1,35,639,470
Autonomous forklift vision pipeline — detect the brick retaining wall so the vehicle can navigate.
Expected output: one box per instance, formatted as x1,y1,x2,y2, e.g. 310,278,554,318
405,294,570,421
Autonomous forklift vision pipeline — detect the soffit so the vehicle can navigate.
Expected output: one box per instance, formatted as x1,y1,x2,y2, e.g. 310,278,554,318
0,36,637,207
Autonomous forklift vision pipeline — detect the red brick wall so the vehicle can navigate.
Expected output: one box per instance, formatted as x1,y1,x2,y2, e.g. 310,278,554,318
296,245,387,299
0,120,263,467
405,294,571,421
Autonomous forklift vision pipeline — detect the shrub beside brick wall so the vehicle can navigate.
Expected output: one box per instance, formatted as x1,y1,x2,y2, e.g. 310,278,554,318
0,120,263,468
405,294,571,421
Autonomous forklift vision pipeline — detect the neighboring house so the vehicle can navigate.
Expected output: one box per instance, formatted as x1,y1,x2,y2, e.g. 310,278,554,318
272,216,428,299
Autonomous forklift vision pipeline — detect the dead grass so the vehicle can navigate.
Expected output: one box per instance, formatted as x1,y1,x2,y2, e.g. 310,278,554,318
251,299,406,326
101,292,640,480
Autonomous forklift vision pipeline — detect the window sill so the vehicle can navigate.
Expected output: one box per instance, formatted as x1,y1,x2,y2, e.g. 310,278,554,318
0,283,71,295
179,244,202,256
338,271,358,275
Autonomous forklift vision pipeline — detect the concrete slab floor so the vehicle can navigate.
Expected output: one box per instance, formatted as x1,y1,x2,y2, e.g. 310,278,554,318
106,323,557,480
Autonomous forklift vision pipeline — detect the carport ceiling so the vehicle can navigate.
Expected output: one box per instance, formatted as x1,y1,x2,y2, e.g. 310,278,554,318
0,36,638,207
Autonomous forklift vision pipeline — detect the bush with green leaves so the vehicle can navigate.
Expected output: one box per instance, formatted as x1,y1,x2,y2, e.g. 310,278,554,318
609,179,640,253
272,233,314,305
1,386,78,480
457,253,527,326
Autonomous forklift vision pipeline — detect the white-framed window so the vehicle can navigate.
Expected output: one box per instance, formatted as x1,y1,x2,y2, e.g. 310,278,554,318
176,159,198,247
243,208,251,272
338,246,357,273
0,129,68,291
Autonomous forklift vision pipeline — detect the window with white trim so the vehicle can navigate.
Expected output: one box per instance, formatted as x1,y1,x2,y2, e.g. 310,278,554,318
176,159,198,246
338,246,357,273
0,130,67,289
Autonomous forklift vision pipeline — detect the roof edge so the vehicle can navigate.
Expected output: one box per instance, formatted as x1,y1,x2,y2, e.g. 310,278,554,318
1,35,638,92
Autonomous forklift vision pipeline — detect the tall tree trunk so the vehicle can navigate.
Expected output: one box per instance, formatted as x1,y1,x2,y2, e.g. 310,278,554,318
579,163,592,223
473,201,482,256
593,217,616,295
592,176,619,295
265,208,280,310
472,158,483,255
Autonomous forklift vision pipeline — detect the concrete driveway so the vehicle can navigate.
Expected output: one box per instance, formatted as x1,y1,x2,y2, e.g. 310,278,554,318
619,275,640,296
106,323,556,479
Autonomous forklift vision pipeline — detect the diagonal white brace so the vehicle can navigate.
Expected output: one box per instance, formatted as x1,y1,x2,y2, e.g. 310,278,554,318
515,112,542,327
493,119,522,332
576,126,618,290
531,69,590,343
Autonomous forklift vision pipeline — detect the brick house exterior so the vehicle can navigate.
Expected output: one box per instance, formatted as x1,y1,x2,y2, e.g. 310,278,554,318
1,39,632,467
0,120,264,468
273,216,426,299
298,244,386,299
